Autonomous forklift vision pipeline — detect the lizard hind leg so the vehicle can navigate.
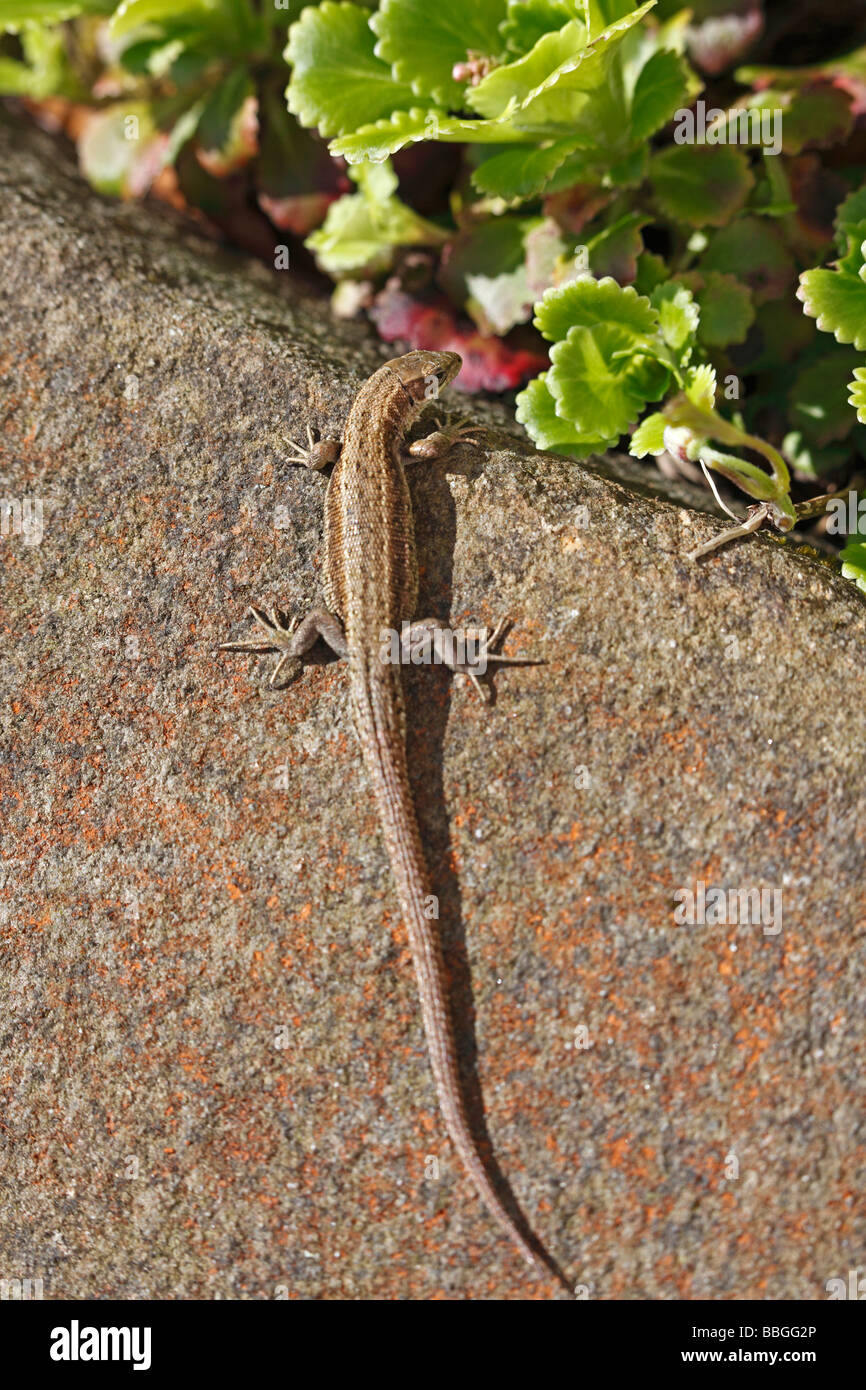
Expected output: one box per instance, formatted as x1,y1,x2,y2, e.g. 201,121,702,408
218,604,348,688
401,615,544,703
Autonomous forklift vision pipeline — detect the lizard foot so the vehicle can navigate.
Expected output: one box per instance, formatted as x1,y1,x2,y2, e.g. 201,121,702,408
402,615,544,703
407,417,490,461
218,605,304,687
281,425,341,472
462,615,545,702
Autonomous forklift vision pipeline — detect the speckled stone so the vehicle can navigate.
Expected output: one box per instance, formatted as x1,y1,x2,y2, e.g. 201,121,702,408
1,118,864,1302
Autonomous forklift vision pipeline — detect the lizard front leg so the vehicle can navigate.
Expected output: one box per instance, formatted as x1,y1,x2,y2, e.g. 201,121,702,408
218,604,348,687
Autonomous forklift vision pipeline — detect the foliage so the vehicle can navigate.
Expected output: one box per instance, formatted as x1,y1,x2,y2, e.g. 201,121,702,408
2,0,866,573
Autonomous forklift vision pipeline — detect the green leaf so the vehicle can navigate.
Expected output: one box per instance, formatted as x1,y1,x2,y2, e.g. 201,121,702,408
836,187,866,240
584,0,645,40
109,0,211,40
286,1,416,139
196,67,253,160
305,158,446,274
548,321,665,438
468,17,587,119
370,0,508,110
629,410,667,456
582,211,645,282
789,349,864,445
0,0,95,25
651,280,698,358
515,373,616,455
650,143,753,228
512,0,656,136
470,137,581,199
534,274,657,343
77,102,156,196
633,250,667,296
331,104,547,161
469,0,653,132
499,0,578,56
331,107,445,162
676,270,755,348
840,539,866,593
798,268,866,353
629,46,695,143
685,363,716,410
730,83,855,156
850,367,866,424
0,20,66,95
699,216,795,303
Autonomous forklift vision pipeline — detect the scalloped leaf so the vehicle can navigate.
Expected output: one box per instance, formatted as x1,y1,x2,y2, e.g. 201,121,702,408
499,0,577,56
630,410,667,457
650,143,753,228
629,46,697,144
685,363,717,410
676,270,755,348
515,373,615,455
734,83,855,156
471,137,581,199
850,367,866,424
651,281,698,358
699,216,795,303
305,159,446,274
468,17,587,119
797,267,866,353
534,275,658,343
548,321,665,438
370,0,508,110
330,106,531,161
469,0,653,132
331,107,444,162
286,1,416,139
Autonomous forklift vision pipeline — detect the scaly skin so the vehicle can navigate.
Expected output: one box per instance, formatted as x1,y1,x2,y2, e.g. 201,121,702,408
220,352,565,1292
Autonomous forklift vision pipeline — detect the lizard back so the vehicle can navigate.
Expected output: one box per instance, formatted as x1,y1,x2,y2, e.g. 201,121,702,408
322,363,419,636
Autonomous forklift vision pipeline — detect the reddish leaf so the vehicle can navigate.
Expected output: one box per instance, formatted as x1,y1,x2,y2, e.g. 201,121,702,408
370,285,547,393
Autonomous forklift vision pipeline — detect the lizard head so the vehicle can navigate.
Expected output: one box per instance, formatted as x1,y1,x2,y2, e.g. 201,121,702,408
382,350,462,404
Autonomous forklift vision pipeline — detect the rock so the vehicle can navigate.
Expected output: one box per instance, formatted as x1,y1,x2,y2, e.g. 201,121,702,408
1,117,864,1301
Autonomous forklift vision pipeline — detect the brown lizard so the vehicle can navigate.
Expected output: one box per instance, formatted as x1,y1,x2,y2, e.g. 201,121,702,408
219,350,566,1292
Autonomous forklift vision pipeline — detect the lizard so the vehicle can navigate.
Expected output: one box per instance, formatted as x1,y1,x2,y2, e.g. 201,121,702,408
218,349,566,1293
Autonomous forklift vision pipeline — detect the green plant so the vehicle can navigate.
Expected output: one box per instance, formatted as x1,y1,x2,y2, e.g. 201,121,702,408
3,0,866,575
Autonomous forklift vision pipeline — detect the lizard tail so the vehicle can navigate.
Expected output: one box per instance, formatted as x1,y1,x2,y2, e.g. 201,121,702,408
354,672,567,1293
